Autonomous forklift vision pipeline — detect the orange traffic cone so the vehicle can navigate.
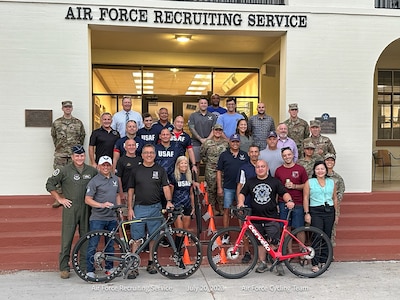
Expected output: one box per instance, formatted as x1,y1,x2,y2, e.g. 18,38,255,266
203,191,209,205
199,182,205,194
219,248,228,264
207,204,214,217
182,236,191,264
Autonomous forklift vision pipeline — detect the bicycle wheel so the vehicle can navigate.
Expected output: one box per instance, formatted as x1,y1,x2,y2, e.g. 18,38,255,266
72,230,126,283
153,228,202,279
282,226,333,278
207,227,258,279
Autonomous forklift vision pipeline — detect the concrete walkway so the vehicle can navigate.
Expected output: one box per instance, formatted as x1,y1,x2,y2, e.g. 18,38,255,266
1,261,399,300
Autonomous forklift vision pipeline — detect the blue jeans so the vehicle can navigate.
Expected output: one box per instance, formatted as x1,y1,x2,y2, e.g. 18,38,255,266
86,220,117,272
131,203,162,241
223,188,236,209
278,202,304,228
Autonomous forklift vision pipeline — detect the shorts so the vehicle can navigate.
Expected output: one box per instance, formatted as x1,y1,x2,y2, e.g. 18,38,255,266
173,202,193,216
278,202,304,229
253,222,280,245
131,203,162,241
192,146,201,163
223,188,236,209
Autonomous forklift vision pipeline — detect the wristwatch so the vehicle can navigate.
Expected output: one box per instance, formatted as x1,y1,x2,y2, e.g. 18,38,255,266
304,212,310,215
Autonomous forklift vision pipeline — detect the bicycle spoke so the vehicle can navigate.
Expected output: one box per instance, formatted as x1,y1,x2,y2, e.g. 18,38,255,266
207,227,258,279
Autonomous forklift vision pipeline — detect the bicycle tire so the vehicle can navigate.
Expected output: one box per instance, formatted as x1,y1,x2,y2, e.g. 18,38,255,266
282,226,333,278
207,227,258,279
72,230,126,283
153,228,202,279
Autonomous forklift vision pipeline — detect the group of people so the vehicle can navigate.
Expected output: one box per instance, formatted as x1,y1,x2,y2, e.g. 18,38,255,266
46,95,345,280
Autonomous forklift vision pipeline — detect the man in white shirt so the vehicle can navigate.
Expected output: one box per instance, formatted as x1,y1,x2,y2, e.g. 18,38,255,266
111,96,143,137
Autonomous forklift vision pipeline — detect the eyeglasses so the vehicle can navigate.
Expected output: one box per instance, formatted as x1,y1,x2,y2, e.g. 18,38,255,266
142,151,155,155
290,109,298,111
280,147,292,153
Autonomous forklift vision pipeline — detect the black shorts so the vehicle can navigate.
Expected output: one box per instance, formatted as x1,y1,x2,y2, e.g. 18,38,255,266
253,222,280,245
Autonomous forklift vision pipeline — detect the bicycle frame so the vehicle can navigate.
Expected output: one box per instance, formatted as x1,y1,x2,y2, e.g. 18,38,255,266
100,209,179,261
231,215,311,262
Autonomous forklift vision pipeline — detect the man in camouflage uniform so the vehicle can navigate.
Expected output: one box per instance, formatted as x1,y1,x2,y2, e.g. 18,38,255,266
297,141,318,178
302,120,335,159
200,124,228,216
284,103,309,156
45,145,98,279
51,101,86,207
324,153,345,247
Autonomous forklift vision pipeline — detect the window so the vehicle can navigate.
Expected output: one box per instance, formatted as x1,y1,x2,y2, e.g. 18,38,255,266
377,70,400,139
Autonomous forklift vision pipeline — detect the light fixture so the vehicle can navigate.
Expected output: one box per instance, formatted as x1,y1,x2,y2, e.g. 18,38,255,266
170,68,179,73
175,34,192,43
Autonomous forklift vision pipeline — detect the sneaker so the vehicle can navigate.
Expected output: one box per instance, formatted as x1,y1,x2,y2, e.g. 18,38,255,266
105,268,115,275
60,270,70,279
159,238,170,248
146,262,157,274
178,259,186,269
276,263,285,276
241,252,251,263
222,234,230,245
255,261,269,273
86,272,95,278
127,269,139,279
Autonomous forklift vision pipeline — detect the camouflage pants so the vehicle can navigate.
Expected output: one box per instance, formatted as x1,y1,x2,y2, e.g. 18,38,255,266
205,171,223,214
53,156,72,170
331,200,341,247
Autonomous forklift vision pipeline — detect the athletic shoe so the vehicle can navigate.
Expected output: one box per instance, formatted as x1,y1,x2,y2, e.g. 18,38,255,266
241,251,251,263
255,261,269,273
60,271,70,279
127,269,139,279
159,238,170,248
276,263,285,276
86,272,95,278
105,268,115,275
222,234,230,245
146,262,157,274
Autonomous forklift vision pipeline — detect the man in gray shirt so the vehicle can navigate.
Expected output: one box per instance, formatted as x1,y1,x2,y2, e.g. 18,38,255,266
258,131,284,177
248,102,275,150
85,155,121,278
188,97,217,167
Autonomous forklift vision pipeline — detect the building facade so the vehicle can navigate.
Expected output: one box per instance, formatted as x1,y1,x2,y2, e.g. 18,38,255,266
0,0,399,195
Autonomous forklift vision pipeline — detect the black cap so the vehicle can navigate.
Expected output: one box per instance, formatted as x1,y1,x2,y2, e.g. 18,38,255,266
71,145,85,154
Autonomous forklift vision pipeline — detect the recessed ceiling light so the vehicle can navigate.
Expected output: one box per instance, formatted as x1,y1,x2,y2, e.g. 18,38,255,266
175,34,192,43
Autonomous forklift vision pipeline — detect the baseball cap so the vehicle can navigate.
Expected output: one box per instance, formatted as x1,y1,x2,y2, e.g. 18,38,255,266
62,101,73,107
71,145,85,154
98,156,112,165
288,103,298,110
229,133,240,142
267,131,278,138
213,123,223,130
310,120,321,128
324,153,336,160
303,141,316,149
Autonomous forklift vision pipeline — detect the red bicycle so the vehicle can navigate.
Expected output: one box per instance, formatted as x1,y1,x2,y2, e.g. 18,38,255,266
207,206,333,278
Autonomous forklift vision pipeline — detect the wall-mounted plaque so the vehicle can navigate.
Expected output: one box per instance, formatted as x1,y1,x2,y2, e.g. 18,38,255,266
315,113,336,134
25,110,52,127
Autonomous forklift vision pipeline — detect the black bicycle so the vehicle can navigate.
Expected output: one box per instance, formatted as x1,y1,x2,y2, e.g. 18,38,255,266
72,206,202,283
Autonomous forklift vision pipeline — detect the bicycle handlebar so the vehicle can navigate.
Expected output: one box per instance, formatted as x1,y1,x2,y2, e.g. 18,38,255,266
231,206,294,221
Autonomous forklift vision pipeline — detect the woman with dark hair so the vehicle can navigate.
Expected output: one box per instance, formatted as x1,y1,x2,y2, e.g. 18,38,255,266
235,118,253,152
303,160,338,272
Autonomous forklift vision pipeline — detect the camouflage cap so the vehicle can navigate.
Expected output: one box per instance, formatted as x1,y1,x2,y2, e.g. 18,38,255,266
62,100,73,107
310,120,321,127
324,153,336,160
288,103,298,110
303,141,316,149
71,145,85,154
213,123,223,130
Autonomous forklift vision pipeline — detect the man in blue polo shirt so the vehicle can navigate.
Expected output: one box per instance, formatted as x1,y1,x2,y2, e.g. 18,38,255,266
217,133,249,244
